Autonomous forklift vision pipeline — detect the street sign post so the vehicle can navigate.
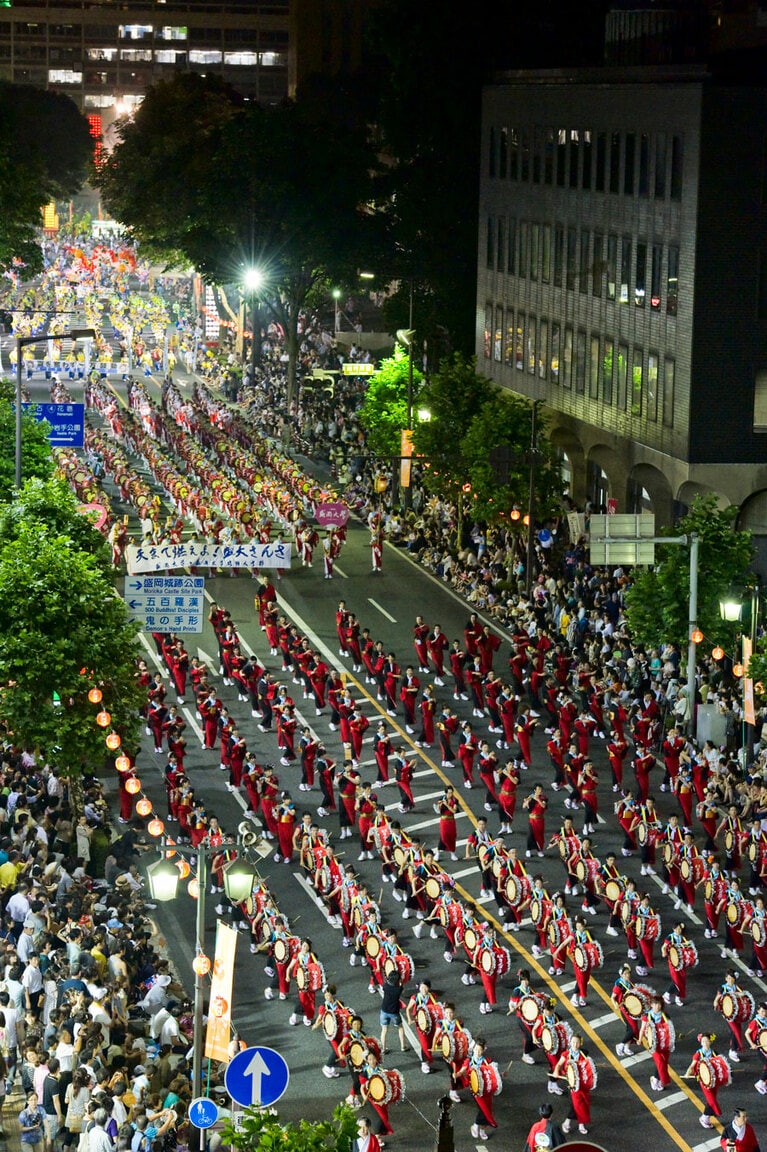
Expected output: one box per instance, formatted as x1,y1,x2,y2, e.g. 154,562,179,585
123,575,205,634
188,1098,219,1130
224,1046,289,1109
21,402,85,447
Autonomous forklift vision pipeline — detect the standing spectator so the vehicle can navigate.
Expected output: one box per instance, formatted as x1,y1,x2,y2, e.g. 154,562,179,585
19,1091,47,1152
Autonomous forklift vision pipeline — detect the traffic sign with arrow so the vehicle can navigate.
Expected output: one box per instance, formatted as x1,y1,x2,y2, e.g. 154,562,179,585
224,1046,290,1109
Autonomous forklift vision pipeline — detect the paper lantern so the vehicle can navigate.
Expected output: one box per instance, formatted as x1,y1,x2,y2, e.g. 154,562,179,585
125,777,141,795
96,710,111,727
510,508,521,521
188,877,199,899
192,954,211,977
177,858,191,879
733,663,744,677
114,755,131,773
106,732,121,750
136,798,152,817
523,514,530,526
712,647,725,662
164,839,177,859
691,628,704,645
462,483,472,493
147,817,164,837
88,688,103,705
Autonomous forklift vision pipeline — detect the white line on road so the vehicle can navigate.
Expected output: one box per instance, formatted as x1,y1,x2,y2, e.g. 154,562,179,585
623,1050,652,1068
691,1137,724,1152
590,1012,618,1030
655,1090,688,1111
293,870,341,928
334,565,348,579
368,598,397,623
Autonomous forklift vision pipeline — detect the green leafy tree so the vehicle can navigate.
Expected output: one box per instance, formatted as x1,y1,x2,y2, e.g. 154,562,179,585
357,344,423,459
0,523,143,810
0,381,54,501
0,476,111,570
624,494,754,652
0,83,92,272
97,74,378,403
223,1102,357,1152
411,354,495,498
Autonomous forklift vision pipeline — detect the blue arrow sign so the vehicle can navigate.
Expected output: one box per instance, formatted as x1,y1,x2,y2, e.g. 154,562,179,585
224,1046,289,1108
188,1097,219,1130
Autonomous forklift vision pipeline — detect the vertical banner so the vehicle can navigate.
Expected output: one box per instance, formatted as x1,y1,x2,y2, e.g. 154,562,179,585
744,636,756,726
204,922,238,1063
400,429,414,489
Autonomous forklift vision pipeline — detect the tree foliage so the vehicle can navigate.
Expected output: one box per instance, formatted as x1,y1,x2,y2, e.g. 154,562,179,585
0,381,55,501
0,522,143,784
0,83,92,272
357,344,423,459
223,1103,357,1152
96,74,378,401
411,354,494,498
0,476,111,570
624,495,754,652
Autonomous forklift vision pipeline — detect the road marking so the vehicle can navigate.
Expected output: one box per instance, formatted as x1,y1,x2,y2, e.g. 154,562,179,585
367,598,397,623
334,565,348,579
384,790,444,813
691,1137,724,1152
407,812,468,835
197,646,218,667
559,980,576,994
655,1090,688,1111
590,1012,618,1030
293,871,341,928
452,866,479,881
647,872,702,925
623,1051,653,1068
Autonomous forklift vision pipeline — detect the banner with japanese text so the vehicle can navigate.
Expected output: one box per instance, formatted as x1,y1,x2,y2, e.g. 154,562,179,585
744,636,756,726
204,921,238,1063
126,540,291,574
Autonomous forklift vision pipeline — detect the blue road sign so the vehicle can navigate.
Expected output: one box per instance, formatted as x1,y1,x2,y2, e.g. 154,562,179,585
22,403,85,447
123,575,205,634
188,1097,219,1130
224,1046,289,1108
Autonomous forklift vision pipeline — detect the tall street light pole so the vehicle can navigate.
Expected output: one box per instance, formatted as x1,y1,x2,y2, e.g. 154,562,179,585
243,268,264,383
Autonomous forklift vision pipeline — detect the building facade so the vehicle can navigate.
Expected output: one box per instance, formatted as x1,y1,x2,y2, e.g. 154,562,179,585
476,67,767,548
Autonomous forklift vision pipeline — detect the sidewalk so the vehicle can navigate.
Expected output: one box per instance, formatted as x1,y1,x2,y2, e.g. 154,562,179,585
4,1081,27,1152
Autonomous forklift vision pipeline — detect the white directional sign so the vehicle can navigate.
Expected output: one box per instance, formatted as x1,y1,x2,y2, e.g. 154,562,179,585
124,575,205,634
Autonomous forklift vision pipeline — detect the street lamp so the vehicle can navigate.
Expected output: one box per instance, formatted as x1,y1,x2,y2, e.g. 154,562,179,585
15,327,95,489
145,837,258,1110
243,267,264,382
719,584,760,763
332,288,341,333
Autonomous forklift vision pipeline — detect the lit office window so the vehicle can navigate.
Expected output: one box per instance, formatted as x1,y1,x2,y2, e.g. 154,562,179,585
527,317,536,374
84,95,113,108
483,303,492,359
504,311,515,366
663,358,675,427
260,52,285,67
550,324,561,382
48,69,82,83
589,335,600,399
119,24,153,39
87,48,118,60
602,339,614,405
189,50,222,64
631,349,643,416
515,314,525,370
647,353,659,421
617,344,629,409
160,26,188,40
494,306,503,362
155,49,180,63
563,326,573,388
121,49,151,60
225,52,258,65
539,320,548,379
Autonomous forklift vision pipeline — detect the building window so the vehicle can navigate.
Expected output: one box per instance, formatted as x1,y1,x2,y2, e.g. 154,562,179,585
155,50,181,63
569,129,579,189
647,352,659,420
609,132,621,194
189,50,222,63
592,233,603,297
515,313,525,370
260,52,285,67
486,217,495,269
521,128,530,181
508,218,517,275
519,222,528,279
160,26,187,40
494,306,503,361
579,231,590,294
589,335,600,399
84,95,113,108
655,133,667,198
651,244,662,311
483,303,492,358
544,128,554,184
663,357,675,427
635,242,646,307
631,348,643,416
667,245,679,315
497,217,505,273
489,126,497,178
617,344,629,409
48,69,82,82
499,127,508,178
509,128,519,179
638,133,649,196
624,132,636,195
607,234,617,301
566,228,577,290
582,129,592,190
504,310,515,366
556,128,566,187
533,126,542,183
551,323,561,382
575,331,586,394
670,135,683,200
620,237,631,304
554,226,564,288
119,24,153,39
224,51,258,65
603,338,614,404
527,316,537,374
595,131,606,192
120,49,151,60
563,326,574,388
530,223,539,280
541,224,551,284
87,48,118,60
539,319,548,379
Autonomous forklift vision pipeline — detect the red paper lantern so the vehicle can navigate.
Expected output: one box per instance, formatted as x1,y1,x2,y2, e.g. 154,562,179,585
510,508,521,521
733,663,744,677
188,877,199,899
136,798,152,817
114,755,131,773
96,710,111,727
105,732,121,750
712,646,725,662
192,954,211,977
691,628,704,645
523,514,530,526
88,688,103,705
177,859,191,879
147,817,164,837
125,777,141,795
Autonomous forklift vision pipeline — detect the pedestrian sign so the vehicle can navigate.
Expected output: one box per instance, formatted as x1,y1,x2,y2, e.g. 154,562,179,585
224,1046,289,1108
188,1098,219,1129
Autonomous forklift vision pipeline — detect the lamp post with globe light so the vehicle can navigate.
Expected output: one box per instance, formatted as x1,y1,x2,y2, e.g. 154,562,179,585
243,267,265,382
720,584,761,764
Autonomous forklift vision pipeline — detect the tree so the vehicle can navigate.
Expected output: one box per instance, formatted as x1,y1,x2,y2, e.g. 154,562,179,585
224,1103,357,1152
97,75,378,403
357,343,423,459
624,494,754,653
0,84,93,272
0,381,54,502
411,354,495,498
0,523,143,807
0,476,111,570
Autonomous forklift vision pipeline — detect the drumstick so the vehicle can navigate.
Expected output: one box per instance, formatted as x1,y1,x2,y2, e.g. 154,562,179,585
501,1057,514,1076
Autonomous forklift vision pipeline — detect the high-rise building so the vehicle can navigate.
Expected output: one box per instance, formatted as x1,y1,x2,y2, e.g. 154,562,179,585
476,64,767,554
